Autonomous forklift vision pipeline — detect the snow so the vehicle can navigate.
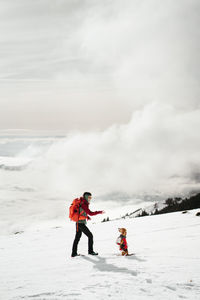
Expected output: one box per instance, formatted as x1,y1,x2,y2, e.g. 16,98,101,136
1,209,200,300
130,200,168,217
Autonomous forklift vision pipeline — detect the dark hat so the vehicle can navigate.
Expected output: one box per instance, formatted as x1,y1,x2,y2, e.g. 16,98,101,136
83,192,92,200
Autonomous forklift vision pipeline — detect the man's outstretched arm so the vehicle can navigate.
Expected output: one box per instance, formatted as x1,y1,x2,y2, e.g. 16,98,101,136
81,203,103,216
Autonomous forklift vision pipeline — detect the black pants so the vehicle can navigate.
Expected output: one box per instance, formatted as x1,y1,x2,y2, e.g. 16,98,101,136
72,223,93,255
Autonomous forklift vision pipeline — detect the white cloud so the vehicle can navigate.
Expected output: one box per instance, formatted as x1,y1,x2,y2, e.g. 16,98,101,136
15,103,200,199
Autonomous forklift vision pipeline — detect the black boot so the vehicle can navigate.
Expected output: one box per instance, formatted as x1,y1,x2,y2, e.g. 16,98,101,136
88,251,98,255
71,253,80,257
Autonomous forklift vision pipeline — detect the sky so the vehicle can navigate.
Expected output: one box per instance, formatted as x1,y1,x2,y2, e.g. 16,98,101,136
0,0,199,133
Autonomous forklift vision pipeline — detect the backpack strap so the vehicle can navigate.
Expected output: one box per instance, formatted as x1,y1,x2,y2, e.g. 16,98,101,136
76,198,83,232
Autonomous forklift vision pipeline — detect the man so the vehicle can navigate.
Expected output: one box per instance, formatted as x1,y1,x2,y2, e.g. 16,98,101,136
71,192,105,257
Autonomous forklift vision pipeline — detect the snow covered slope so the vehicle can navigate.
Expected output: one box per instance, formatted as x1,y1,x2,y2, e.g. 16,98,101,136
1,209,200,300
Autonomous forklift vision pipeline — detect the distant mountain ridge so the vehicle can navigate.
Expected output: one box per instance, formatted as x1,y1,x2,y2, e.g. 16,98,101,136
102,192,200,222
129,192,200,218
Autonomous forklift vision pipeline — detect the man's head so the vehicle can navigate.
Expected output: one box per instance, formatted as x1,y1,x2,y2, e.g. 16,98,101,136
83,192,92,202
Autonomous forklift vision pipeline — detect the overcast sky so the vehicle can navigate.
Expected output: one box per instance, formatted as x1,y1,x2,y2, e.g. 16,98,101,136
0,0,199,132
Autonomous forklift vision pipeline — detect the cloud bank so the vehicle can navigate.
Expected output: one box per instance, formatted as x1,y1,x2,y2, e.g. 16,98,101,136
15,103,199,200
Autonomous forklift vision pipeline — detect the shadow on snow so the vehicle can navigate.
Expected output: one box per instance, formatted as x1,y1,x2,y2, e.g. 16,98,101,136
82,256,138,276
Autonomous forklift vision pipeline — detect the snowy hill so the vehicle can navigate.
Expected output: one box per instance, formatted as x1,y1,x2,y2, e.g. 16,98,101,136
1,209,200,300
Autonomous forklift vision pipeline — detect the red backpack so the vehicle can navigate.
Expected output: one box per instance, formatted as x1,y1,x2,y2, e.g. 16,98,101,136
69,198,82,222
